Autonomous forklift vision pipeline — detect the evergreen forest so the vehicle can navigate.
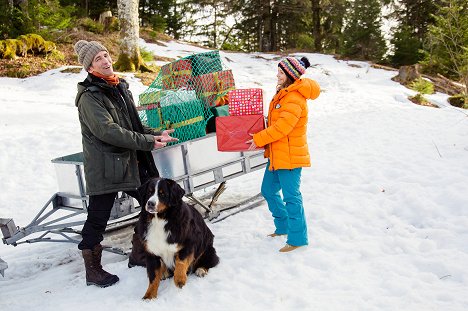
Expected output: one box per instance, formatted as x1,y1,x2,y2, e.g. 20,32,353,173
0,0,467,97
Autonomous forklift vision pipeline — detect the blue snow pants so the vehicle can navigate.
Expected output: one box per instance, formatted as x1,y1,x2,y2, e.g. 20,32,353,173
261,160,308,246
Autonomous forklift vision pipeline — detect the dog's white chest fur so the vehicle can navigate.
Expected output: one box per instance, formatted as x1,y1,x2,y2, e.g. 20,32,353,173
145,217,178,269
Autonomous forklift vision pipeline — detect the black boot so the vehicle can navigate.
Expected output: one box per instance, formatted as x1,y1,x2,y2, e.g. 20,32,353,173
82,244,119,287
128,233,146,268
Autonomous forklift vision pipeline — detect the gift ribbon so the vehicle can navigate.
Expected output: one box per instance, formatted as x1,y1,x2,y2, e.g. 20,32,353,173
167,116,204,129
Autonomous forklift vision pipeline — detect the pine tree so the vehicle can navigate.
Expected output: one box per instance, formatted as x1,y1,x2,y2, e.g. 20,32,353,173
179,0,231,49
341,0,386,61
390,25,424,65
139,0,182,38
232,0,309,52
423,0,468,94
319,0,347,54
385,0,437,66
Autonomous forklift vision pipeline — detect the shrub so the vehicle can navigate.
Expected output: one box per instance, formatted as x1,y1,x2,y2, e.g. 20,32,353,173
409,93,438,108
409,78,434,94
150,15,167,33
140,47,154,62
80,18,104,34
296,33,314,51
46,49,65,61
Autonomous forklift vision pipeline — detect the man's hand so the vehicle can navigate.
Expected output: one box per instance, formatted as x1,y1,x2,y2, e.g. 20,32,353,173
153,138,167,149
158,129,179,143
153,129,178,149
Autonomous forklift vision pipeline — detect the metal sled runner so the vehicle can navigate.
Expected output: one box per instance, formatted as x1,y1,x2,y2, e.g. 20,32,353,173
0,133,267,276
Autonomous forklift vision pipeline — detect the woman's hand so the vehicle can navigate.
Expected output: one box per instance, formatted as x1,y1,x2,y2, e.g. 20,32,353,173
246,133,257,151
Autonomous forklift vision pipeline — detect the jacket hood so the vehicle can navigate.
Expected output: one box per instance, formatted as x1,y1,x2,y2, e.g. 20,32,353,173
282,78,320,101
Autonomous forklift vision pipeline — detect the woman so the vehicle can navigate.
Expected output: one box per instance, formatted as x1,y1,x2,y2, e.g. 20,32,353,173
247,56,320,252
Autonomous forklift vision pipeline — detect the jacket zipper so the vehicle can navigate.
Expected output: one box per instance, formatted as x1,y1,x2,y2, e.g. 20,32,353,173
268,99,275,171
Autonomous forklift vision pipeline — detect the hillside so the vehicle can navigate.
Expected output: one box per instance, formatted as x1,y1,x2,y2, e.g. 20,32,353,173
0,29,171,82
0,36,467,311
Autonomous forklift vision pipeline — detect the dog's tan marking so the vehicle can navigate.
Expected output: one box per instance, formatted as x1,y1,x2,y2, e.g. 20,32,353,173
173,253,194,288
142,263,167,300
156,201,168,213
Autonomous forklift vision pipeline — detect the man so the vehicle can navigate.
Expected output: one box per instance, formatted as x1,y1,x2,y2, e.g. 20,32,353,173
74,40,177,288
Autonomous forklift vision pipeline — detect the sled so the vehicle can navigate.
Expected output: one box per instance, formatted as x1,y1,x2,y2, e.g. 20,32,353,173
0,133,266,276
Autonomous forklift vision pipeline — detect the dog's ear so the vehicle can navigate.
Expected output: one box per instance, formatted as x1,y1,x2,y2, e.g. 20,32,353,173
137,180,149,202
166,179,185,206
137,178,155,205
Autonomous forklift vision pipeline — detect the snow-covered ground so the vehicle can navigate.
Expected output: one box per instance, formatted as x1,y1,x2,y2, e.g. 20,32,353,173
0,39,467,311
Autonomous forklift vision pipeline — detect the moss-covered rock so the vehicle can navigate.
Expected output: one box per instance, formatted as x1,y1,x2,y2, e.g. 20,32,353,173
26,34,46,54
448,94,468,109
0,41,5,59
15,35,30,57
2,39,18,59
0,34,58,59
43,41,57,53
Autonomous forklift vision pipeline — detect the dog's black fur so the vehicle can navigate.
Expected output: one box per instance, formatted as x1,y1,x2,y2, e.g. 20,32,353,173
136,177,219,299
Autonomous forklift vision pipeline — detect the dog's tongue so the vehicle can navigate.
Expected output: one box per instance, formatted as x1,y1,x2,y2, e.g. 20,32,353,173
146,207,157,214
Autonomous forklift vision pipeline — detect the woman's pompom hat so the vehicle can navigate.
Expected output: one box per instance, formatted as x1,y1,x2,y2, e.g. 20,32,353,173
278,57,311,81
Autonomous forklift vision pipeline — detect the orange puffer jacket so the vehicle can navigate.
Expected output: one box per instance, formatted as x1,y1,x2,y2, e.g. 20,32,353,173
253,78,320,170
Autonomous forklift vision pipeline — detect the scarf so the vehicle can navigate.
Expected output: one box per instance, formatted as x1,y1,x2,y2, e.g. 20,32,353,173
91,72,120,86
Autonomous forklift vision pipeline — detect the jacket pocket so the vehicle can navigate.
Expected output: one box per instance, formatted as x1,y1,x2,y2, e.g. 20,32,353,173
104,151,130,182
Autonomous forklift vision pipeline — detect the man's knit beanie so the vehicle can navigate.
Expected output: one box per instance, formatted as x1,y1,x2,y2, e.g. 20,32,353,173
74,40,108,70
278,57,311,81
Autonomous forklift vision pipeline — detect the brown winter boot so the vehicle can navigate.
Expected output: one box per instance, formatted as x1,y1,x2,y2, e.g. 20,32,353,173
82,244,119,288
128,233,146,268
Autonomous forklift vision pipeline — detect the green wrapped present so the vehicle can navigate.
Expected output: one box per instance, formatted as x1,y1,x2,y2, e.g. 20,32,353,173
161,99,211,143
188,50,223,77
206,105,229,133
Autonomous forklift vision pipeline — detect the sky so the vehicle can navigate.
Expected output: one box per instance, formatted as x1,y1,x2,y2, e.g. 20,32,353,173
0,39,467,311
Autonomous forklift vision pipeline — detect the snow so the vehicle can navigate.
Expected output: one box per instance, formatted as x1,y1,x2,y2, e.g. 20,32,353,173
1,39,468,311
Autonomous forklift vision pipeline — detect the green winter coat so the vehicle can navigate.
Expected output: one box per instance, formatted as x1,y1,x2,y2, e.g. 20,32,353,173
75,74,158,195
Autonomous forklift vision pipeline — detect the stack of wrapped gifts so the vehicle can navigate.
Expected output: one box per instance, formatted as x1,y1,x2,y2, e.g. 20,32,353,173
137,50,238,144
138,88,207,143
216,88,265,152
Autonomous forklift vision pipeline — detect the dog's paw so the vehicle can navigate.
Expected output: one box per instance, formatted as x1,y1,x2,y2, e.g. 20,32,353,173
161,269,174,280
142,293,157,300
174,274,187,288
195,267,208,277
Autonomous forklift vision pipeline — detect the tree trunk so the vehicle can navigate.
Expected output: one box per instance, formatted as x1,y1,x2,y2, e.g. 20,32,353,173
311,0,322,52
114,0,152,72
271,0,278,51
213,7,218,48
260,0,272,52
392,65,421,84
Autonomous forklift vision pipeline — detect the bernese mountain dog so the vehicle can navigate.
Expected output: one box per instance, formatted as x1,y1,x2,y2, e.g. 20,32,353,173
136,177,219,300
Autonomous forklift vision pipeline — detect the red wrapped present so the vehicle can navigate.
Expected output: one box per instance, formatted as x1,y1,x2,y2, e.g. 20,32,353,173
191,70,236,107
161,59,192,90
228,88,264,116
215,115,265,152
